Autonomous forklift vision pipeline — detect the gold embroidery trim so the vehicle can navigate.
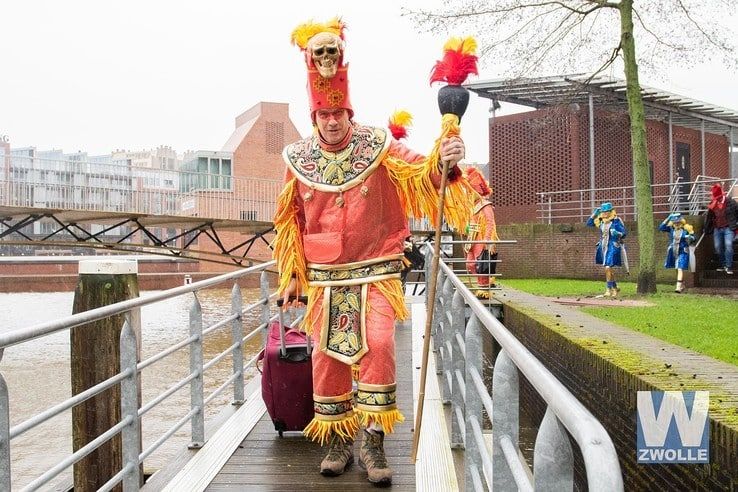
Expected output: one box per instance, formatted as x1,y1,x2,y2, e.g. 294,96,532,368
312,411,356,422
307,254,404,271
307,259,405,287
281,127,391,193
356,382,397,393
318,284,369,365
314,391,355,404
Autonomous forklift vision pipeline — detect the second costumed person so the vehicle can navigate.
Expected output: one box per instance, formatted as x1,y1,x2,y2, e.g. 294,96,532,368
273,18,475,485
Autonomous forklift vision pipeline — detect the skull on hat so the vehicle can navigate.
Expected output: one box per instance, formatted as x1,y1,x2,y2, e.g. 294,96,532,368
308,32,342,79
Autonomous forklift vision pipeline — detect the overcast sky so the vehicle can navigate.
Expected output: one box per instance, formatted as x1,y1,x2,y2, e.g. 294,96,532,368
1,0,737,164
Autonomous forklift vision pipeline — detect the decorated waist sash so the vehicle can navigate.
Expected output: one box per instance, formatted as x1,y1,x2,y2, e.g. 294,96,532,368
307,254,404,364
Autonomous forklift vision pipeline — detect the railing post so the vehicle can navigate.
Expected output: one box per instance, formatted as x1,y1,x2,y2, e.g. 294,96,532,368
432,269,445,376
534,406,574,491
465,315,483,489
440,277,454,403
189,295,205,448
120,318,142,491
547,196,552,225
492,349,519,491
0,350,10,490
450,290,465,447
260,271,270,347
231,284,244,405
579,190,584,222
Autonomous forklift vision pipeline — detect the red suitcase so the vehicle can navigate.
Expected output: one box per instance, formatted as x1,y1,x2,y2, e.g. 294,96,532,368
258,298,313,436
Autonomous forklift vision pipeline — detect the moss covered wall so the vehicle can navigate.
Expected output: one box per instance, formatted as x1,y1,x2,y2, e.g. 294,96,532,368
499,301,738,490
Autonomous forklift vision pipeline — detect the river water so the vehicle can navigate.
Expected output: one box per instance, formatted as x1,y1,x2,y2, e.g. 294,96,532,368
0,288,266,490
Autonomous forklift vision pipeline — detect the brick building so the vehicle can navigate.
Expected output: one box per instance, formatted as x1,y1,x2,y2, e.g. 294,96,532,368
467,75,738,224
195,102,302,272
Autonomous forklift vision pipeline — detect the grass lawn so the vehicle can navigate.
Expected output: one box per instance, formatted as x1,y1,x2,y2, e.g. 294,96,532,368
501,278,738,367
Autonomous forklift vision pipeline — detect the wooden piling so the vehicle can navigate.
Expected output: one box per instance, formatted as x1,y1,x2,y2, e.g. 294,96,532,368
71,259,142,491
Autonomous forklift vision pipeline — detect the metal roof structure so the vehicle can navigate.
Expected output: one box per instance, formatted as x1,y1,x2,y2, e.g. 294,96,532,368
466,74,738,137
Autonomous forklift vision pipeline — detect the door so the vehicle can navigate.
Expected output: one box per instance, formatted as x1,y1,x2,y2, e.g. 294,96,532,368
675,143,691,211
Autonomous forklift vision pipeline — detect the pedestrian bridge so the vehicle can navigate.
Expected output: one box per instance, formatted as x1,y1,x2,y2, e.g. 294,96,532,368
0,250,623,491
0,155,281,264
0,156,440,265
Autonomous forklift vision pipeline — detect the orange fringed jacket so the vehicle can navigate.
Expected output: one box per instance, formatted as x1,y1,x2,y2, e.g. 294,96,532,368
273,123,472,296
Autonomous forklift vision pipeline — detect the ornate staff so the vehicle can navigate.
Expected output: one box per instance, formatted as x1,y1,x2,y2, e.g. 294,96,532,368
411,37,478,462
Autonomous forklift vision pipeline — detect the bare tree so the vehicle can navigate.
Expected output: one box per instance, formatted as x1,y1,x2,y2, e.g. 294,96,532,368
406,0,737,294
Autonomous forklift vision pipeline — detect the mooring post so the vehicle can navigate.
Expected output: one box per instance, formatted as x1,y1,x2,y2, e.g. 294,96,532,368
71,259,142,491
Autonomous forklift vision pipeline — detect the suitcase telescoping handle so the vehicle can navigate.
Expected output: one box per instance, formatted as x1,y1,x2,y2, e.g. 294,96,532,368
275,296,311,359
275,296,309,308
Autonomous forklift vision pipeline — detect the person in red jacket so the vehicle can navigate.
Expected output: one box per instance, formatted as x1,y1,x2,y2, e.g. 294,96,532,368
704,184,738,275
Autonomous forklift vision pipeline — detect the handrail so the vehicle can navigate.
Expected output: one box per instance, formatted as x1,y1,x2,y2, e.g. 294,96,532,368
536,177,733,223
0,261,277,490
1,155,282,224
426,245,623,490
0,260,275,349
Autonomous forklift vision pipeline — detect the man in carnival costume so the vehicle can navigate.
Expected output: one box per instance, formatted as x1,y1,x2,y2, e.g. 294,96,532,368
658,212,695,292
586,202,627,297
273,18,473,485
463,166,499,299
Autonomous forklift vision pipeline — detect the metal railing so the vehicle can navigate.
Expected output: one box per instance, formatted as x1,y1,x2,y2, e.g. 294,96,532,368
537,176,737,224
0,261,278,491
0,155,281,222
425,247,623,491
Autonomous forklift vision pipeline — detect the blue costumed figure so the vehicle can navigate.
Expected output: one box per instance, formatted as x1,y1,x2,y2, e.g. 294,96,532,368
586,202,627,297
658,212,695,293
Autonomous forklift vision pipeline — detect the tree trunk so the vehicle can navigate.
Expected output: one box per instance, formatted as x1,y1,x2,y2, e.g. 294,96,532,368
620,0,657,294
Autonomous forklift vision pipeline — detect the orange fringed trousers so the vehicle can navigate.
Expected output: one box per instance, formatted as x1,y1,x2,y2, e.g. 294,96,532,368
302,285,405,444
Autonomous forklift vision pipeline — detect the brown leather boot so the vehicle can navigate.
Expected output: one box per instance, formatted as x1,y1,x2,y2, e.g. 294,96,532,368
320,434,354,476
359,429,392,486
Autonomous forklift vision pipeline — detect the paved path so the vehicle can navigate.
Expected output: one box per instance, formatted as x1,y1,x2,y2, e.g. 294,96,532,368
499,287,738,413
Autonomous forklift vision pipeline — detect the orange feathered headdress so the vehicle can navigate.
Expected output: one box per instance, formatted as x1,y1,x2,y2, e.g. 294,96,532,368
388,110,413,140
290,17,352,116
464,166,492,197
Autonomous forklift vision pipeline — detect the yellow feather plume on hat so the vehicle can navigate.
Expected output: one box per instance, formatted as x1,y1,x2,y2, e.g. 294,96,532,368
389,110,413,128
443,37,477,56
291,17,346,50
388,110,413,140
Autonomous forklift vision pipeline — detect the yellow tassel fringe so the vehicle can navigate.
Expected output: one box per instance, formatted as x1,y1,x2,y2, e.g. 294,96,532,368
272,178,308,296
383,113,475,233
373,279,409,321
356,408,405,434
303,413,360,445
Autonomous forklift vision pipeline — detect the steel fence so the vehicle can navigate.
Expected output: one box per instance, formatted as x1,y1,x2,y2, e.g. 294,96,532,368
0,262,277,491
425,247,623,491
537,176,737,223
0,155,281,222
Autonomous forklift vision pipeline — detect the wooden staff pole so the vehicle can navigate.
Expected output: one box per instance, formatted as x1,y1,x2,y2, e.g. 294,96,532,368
411,158,451,462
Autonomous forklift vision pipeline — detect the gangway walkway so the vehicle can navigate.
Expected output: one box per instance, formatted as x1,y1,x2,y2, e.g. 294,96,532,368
158,298,457,491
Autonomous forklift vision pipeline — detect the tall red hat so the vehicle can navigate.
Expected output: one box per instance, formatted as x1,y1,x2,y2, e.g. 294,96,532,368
711,184,724,199
291,18,353,117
